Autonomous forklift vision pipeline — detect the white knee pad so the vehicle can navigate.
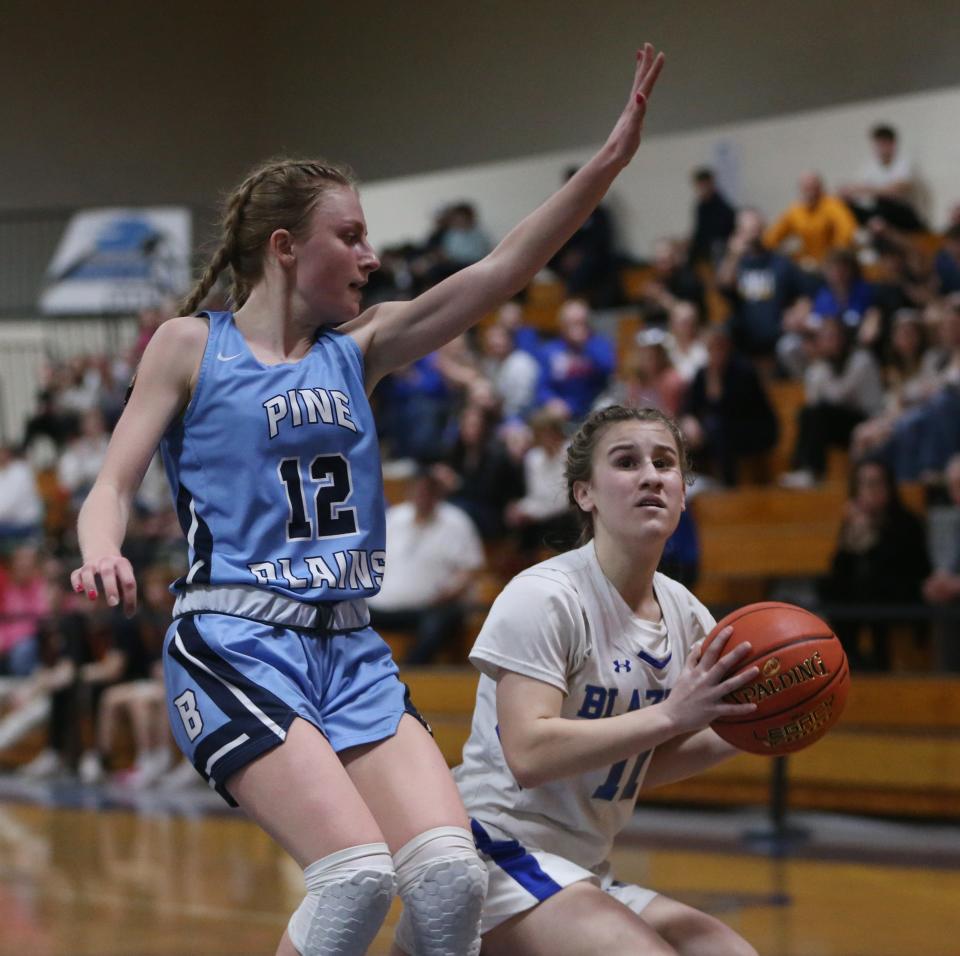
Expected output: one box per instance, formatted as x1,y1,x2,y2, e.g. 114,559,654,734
287,842,396,956
393,826,487,956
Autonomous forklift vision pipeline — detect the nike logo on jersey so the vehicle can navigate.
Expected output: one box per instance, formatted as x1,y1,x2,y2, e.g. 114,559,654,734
217,351,243,361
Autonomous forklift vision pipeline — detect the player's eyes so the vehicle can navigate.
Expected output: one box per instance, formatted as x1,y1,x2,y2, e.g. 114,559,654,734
614,456,636,468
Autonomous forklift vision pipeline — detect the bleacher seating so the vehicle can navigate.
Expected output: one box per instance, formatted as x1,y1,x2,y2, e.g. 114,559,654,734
691,480,926,606
401,668,960,818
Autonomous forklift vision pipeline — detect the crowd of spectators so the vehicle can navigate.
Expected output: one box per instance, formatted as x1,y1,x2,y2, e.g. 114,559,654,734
1,120,960,786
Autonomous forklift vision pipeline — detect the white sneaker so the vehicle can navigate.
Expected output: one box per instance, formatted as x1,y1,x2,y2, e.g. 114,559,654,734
78,750,104,785
158,758,202,791
0,696,50,750
119,748,174,790
18,748,63,779
778,469,817,489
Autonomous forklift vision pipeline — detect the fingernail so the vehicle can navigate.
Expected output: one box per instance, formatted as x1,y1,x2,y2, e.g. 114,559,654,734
87,590,97,600
108,596,118,607
75,585,84,593
636,92,646,105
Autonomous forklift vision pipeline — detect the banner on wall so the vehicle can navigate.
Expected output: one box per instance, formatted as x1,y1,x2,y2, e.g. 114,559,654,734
39,206,192,314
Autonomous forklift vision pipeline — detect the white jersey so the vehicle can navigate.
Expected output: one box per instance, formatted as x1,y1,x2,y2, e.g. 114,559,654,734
453,541,715,871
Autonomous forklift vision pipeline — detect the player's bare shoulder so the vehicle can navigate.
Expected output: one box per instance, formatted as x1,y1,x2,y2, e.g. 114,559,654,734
149,313,210,357
120,314,211,423
140,314,210,391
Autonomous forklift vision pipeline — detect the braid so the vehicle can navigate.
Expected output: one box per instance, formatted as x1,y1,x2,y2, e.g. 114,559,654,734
181,157,355,315
180,169,264,315
180,241,232,316
223,167,273,308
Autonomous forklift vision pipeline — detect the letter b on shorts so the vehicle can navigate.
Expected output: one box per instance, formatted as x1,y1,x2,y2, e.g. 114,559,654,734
174,689,204,741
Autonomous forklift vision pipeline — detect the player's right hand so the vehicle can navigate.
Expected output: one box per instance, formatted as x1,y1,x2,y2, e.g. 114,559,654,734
662,627,759,734
71,554,138,617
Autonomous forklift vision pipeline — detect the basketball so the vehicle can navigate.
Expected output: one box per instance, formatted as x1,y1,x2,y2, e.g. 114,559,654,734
702,602,850,755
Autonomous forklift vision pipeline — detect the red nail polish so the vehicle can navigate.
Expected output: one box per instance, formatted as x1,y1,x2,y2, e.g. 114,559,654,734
636,92,646,105
88,590,97,600
75,584,84,593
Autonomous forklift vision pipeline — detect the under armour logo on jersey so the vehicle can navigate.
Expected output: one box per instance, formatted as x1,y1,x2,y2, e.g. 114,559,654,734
613,659,632,673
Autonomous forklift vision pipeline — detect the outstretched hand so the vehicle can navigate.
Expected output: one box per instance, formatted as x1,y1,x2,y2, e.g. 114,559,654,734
605,42,666,168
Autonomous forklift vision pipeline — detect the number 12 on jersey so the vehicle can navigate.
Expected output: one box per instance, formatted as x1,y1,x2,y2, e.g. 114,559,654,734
278,454,357,540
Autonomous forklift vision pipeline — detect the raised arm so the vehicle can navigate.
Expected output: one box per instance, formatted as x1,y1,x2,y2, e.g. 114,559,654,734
347,43,665,387
496,629,757,789
70,316,207,613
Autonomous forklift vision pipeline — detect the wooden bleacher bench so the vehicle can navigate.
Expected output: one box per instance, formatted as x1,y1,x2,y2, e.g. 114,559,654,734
620,265,655,303
693,483,849,585
522,279,566,333
765,379,805,479
691,481,926,606
401,668,478,765
401,667,960,818
644,675,960,817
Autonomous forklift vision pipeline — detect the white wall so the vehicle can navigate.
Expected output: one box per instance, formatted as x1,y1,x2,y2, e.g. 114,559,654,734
5,0,960,209
360,84,960,260
0,318,137,444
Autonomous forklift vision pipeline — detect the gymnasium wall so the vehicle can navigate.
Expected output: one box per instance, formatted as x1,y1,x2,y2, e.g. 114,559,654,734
358,83,960,261
2,0,959,210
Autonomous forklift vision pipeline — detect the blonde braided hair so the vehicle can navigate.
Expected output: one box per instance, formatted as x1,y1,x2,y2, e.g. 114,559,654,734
181,158,355,315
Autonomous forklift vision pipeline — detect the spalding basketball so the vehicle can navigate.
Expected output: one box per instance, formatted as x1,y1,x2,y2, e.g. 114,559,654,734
701,602,850,755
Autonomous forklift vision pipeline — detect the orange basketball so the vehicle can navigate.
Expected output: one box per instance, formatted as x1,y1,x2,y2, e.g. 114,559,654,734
701,602,850,755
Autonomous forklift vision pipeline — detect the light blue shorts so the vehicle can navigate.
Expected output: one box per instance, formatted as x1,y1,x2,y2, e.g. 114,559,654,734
163,611,422,806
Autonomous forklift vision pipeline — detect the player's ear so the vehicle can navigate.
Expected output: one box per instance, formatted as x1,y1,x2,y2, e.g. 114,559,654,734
268,228,295,266
572,479,594,515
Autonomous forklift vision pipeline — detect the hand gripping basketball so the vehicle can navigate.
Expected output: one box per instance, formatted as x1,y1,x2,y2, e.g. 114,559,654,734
662,627,760,736
700,602,851,755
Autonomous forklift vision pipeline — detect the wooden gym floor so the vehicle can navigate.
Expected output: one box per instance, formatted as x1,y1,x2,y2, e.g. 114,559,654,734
1,788,958,956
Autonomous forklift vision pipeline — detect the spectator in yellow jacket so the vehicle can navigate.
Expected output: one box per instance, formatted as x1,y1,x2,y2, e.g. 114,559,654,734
765,172,859,267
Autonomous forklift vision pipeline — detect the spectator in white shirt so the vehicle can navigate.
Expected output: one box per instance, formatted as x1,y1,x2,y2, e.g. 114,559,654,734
840,124,925,232
368,467,484,665
479,323,541,420
666,300,708,383
505,409,577,553
57,409,110,509
0,445,43,553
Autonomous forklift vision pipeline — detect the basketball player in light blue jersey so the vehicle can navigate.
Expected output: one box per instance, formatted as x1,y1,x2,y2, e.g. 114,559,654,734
71,44,665,956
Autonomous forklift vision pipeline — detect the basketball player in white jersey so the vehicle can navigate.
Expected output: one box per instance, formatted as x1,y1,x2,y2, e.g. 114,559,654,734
448,405,760,956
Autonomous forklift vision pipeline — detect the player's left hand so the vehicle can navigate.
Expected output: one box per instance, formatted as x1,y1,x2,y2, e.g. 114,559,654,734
605,42,666,167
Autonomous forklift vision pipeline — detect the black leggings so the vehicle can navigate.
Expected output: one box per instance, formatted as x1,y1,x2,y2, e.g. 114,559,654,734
792,402,864,476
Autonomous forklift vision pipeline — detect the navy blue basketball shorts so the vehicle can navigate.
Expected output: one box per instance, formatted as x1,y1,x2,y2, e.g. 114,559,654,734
163,613,423,806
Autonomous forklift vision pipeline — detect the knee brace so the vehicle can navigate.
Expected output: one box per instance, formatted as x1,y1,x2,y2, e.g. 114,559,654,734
287,843,396,956
393,826,488,956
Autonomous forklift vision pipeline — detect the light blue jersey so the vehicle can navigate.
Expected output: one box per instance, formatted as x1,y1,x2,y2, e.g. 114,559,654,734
160,311,386,603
